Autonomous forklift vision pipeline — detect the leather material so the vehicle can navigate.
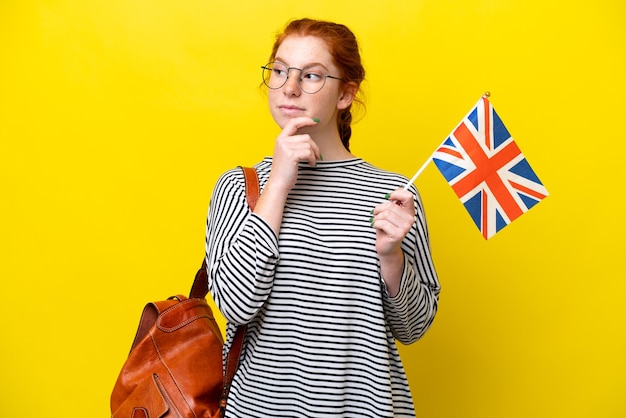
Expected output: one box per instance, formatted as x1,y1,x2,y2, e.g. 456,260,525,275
111,296,224,418
242,165,260,210
111,167,258,418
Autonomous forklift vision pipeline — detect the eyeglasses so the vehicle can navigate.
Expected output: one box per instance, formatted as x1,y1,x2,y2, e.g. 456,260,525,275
261,62,343,94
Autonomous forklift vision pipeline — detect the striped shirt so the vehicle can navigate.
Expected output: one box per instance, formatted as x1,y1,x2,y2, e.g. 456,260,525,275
206,158,440,418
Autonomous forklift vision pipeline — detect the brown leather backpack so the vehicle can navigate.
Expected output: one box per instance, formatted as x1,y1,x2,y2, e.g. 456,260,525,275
110,167,258,418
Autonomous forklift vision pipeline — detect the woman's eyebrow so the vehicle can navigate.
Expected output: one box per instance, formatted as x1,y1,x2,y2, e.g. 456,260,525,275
274,57,329,69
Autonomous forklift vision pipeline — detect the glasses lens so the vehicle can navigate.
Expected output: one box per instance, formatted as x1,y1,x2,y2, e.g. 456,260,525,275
299,67,326,94
262,62,288,90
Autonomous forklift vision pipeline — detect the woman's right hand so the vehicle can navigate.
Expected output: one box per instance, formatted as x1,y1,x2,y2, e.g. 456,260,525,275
252,117,321,235
268,117,321,194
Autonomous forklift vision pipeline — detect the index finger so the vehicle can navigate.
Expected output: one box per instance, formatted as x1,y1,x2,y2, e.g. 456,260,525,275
387,188,414,207
280,117,320,137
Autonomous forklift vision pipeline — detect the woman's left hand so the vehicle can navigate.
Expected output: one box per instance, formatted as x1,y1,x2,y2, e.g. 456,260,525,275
371,188,415,257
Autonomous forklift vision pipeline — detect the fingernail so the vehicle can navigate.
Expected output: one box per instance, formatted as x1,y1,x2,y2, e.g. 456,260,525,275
384,193,391,199
369,209,374,214
320,154,324,161
368,217,374,226
312,117,320,123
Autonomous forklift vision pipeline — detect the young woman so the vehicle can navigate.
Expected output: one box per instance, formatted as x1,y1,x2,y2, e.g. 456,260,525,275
206,18,440,417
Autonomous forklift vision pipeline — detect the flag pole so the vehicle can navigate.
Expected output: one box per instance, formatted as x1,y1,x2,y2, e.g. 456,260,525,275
403,155,432,189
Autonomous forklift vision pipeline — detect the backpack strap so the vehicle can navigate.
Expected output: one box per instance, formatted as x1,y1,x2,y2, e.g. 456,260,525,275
219,166,258,416
187,166,259,417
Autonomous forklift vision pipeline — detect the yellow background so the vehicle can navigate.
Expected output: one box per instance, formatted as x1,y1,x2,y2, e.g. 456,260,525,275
1,0,624,417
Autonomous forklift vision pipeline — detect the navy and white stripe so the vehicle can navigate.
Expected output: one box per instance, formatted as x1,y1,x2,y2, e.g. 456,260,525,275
206,158,440,418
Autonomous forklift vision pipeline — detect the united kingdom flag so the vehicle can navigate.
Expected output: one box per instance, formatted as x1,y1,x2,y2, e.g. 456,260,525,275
432,95,548,239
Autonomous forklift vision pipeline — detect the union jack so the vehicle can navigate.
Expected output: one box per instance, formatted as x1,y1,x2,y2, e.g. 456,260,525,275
432,96,548,239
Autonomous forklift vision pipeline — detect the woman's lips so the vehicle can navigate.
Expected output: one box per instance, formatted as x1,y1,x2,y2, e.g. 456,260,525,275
279,105,306,116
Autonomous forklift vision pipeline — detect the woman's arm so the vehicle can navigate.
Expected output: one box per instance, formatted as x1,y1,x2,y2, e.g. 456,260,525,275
372,188,417,297
206,170,279,325
207,117,320,324
373,188,441,344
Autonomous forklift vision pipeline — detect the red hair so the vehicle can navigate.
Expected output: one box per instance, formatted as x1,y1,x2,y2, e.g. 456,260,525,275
268,18,365,151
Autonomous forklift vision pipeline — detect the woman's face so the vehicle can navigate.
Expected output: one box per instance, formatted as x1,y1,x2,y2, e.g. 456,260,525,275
267,35,352,131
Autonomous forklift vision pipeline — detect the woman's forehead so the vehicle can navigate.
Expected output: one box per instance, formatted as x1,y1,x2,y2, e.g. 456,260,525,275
275,36,335,68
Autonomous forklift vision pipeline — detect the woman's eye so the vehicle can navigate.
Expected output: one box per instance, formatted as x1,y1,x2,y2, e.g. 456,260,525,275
303,71,323,81
274,68,287,77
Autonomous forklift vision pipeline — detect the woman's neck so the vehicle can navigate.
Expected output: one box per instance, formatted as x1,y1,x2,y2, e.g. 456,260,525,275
320,147,354,161
314,131,354,161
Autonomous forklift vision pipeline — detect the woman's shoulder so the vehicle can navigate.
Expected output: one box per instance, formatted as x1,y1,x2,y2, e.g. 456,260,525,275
359,160,423,197
216,166,245,188
353,160,414,188
215,159,271,190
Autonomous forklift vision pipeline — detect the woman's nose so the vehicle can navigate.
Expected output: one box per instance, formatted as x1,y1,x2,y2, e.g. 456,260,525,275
283,73,301,96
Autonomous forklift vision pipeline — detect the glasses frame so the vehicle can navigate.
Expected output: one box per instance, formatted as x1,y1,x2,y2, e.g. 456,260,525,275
261,62,343,94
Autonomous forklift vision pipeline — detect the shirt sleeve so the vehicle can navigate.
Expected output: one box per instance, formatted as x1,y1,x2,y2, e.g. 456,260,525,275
381,188,441,345
205,168,279,325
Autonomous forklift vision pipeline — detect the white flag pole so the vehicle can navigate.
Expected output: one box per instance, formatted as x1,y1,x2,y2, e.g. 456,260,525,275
402,155,432,189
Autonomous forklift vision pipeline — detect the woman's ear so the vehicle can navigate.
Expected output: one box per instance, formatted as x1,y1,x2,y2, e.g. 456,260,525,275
337,82,357,110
